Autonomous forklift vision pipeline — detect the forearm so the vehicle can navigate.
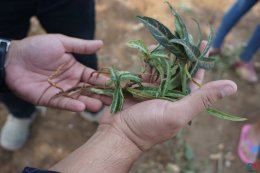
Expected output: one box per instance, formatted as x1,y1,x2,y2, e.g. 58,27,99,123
51,125,142,173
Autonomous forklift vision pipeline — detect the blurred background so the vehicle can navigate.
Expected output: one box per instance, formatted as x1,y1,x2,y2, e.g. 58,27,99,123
0,0,260,172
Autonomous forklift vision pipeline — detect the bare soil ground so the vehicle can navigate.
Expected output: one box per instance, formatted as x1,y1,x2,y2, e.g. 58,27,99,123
1,0,260,172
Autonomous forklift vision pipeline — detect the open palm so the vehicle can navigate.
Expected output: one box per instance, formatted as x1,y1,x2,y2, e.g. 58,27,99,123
5,34,108,112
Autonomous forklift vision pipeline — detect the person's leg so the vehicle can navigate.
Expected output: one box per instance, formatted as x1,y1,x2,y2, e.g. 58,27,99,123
232,25,260,83
212,0,258,49
0,0,36,118
0,0,38,150
1,94,36,118
0,0,35,39
36,0,97,69
240,25,260,63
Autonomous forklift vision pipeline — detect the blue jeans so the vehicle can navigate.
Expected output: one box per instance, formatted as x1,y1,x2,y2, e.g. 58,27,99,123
212,0,259,62
0,0,96,118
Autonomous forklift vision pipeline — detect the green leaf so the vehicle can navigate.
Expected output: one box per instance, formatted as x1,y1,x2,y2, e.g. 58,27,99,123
89,88,114,96
120,74,142,86
206,108,247,121
149,58,165,81
108,67,120,87
165,1,189,40
160,57,172,96
137,16,175,40
169,73,181,90
111,88,124,113
199,25,214,58
150,49,168,58
169,39,215,69
165,90,186,99
197,57,215,70
137,16,184,56
169,39,200,62
179,64,188,94
190,61,199,76
149,58,166,96
127,87,157,100
127,40,149,55
188,33,194,45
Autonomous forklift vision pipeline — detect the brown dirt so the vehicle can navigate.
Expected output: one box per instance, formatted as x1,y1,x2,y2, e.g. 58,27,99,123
1,0,260,172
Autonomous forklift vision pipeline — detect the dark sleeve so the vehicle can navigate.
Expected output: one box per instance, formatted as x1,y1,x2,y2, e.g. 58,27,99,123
22,167,60,173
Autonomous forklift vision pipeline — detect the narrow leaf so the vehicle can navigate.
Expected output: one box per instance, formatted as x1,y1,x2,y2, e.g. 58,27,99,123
165,1,189,40
169,73,181,90
127,40,149,55
150,49,168,58
197,57,215,70
137,16,184,56
179,64,188,94
170,39,200,62
206,108,247,121
89,88,114,96
111,88,124,113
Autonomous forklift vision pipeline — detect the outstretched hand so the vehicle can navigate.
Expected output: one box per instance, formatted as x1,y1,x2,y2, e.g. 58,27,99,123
99,41,237,151
50,41,238,173
5,34,108,112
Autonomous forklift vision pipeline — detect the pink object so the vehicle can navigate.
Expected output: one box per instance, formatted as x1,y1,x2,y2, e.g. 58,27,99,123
238,124,258,164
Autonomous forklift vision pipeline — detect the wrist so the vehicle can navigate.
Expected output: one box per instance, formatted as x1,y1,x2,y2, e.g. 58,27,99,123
4,40,20,91
96,124,143,166
51,124,142,173
0,38,12,92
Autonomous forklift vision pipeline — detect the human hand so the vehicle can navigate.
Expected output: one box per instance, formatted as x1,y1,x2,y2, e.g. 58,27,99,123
50,42,237,173
99,41,237,151
5,34,108,112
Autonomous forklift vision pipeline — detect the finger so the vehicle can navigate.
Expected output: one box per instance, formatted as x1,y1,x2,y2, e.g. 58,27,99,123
141,65,153,83
99,107,113,124
141,45,162,83
48,95,104,112
77,95,103,112
57,34,103,54
148,45,157,51
65,81,112,105
199,40,208,54
141,66,160,84
166,80,237,125
81,68,110,87
86,93,112,105
189,69,205,91
49,97,86,112
189,40,208,90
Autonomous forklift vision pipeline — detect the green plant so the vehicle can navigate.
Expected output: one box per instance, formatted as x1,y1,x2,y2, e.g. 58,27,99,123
51,1,246,122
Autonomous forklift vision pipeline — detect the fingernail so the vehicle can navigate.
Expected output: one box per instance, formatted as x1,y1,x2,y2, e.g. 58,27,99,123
221,85,236,97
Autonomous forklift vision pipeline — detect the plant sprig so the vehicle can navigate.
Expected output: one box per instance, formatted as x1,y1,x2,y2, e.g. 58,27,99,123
54,2,246,122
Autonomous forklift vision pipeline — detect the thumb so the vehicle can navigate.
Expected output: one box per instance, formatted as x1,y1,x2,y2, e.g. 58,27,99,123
166,80,237,125
56,34,103,54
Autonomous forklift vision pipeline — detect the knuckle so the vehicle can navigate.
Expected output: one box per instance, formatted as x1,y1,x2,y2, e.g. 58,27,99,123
200,91,221,109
